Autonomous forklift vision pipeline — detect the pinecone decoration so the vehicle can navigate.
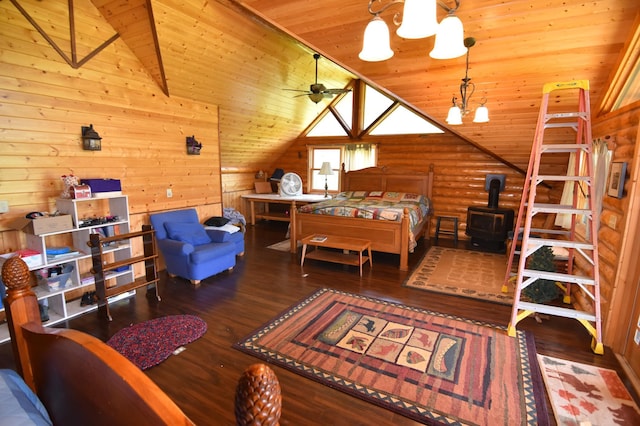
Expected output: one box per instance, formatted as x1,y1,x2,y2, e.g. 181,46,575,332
235,363,281,426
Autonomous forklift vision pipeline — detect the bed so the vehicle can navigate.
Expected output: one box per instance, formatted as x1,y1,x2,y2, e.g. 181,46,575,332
290,164,434,271
0,256,281,425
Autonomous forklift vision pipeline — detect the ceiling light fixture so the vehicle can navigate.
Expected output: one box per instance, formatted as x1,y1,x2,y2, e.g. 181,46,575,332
445,37,489,125
359,0,466,62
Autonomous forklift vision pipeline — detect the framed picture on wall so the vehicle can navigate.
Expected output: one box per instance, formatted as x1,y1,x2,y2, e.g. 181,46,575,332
607,161,627,198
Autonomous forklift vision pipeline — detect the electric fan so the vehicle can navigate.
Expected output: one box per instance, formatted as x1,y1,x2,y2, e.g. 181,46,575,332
279,172,303,196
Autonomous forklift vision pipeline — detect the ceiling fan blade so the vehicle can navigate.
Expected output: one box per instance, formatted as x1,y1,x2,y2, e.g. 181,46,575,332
283,88,311,93
323,88,351,95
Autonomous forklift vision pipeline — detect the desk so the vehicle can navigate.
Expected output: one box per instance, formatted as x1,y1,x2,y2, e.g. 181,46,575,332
242,193,327,225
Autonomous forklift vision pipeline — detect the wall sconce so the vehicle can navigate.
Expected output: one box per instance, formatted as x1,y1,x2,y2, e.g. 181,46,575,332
445,37,489,125
186,135,202,155
359,0,466,62
81,124,102,151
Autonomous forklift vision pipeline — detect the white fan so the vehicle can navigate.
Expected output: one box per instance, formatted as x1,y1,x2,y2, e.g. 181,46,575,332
279,172,303,196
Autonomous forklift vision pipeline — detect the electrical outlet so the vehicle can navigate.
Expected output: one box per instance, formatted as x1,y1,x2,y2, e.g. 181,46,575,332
0,200,8,213
608,215,617,230
166,188,173,198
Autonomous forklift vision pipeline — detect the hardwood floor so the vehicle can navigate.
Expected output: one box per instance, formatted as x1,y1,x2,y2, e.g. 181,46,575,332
0,221,637,425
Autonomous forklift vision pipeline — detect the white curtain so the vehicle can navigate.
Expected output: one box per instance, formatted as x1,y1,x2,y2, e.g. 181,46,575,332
555,138,610,230
344,144,376,172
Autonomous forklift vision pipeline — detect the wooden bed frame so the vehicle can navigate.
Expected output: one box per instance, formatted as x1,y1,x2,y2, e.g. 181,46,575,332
290,164,434,271
1,256,281,425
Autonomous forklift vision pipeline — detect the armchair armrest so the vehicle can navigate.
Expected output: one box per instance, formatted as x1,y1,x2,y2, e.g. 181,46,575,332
157,239,194,255
206,229,233,243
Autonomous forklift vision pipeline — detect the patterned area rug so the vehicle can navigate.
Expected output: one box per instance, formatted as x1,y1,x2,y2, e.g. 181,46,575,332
404,246,513,305
234,288,548,425
538,355,640,425
107,315,207,370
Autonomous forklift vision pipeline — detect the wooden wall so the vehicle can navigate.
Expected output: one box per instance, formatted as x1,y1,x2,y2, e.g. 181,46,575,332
590,102,640,345
0,2,222,256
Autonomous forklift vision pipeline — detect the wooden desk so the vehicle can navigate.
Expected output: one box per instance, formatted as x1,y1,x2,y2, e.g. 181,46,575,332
242,193,327,225
300,234,372,276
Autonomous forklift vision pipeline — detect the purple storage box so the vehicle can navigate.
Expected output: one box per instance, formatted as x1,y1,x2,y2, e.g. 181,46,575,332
80,179,121,193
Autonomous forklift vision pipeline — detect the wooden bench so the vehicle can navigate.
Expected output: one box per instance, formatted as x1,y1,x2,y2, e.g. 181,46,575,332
300,234,372,276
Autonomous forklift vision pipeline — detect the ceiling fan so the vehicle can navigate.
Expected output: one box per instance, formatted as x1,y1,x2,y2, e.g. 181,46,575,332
285,53,351,103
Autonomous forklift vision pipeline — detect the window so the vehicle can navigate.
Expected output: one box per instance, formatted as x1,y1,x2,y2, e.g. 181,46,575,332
308,144,377,193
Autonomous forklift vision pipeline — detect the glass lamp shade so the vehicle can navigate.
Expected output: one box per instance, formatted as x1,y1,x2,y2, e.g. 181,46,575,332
429,15,467,60
396,0,438,39
473,105,490,123
446,106,463,125
359,16,394,62
319,162,334,176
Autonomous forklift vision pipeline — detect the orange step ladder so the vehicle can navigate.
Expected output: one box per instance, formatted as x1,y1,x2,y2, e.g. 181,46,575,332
503,80,603,354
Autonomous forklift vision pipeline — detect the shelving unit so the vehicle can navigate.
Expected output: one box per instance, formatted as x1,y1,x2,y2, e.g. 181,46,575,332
89,225,160,321
0,195,134,343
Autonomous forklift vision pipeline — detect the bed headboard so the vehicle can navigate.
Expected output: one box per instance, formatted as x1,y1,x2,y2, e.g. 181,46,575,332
341,163,434,198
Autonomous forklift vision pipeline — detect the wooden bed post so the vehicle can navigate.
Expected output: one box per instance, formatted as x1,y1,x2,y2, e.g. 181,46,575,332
399,208,410,271
1,256,41,389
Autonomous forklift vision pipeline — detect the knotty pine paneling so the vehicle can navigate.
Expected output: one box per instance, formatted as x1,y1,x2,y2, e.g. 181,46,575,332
0,2,222,257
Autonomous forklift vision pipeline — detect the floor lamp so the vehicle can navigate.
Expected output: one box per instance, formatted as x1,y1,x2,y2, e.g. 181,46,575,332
319,162,334,197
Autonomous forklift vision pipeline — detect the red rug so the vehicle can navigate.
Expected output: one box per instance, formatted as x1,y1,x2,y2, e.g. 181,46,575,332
234,288,548,425
107,315,207,370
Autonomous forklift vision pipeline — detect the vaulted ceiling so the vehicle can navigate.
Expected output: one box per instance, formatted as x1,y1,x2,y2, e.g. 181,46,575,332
14,0,640,176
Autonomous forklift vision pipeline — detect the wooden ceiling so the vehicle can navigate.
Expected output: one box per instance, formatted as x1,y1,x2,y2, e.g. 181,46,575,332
20,0,639,175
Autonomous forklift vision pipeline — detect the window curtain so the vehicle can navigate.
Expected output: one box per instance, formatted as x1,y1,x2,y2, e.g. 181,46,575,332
555,138,610,230
344,144,376,172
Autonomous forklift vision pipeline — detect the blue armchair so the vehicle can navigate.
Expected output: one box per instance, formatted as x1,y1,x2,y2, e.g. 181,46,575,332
149,209,244,285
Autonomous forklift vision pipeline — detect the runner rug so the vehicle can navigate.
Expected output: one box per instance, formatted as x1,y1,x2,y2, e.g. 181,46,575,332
107,315,207,370
537,355,640,425
403,246,513,305
234,288,548,425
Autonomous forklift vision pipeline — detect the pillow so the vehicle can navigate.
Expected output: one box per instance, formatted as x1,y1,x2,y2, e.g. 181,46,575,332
204,216,230,227
364,191,384,200
381,191,403,202
164,222,212,246
400,193,425,203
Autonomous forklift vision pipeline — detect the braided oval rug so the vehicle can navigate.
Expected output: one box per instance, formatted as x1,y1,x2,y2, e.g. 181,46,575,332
107,315,207,370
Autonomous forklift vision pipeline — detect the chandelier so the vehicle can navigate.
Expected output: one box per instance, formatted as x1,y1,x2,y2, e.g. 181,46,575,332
445,37,489,125
359,0,466,62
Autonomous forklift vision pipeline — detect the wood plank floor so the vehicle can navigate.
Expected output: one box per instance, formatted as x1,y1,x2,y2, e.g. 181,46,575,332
0,221,637,425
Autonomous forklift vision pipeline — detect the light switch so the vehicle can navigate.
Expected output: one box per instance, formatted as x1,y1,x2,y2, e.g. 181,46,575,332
0,200,8,213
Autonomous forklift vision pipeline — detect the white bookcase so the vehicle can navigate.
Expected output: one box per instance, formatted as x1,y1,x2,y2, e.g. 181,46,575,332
0,195,133,343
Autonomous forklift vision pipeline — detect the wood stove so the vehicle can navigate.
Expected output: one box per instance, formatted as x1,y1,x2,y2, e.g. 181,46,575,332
466,175,514,252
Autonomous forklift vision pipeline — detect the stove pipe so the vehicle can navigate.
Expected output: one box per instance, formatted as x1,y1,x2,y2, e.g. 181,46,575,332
488,178,501,209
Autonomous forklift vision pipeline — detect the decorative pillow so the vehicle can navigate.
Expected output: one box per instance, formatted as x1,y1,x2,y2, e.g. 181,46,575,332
364,191,384,200
204,216,230,227
381,191,403,202
350,191,368,199
400,193,425,203
164,222,211,246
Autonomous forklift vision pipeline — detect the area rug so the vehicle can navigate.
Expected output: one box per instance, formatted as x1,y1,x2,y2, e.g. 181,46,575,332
234,288,548,425
404,246,514,305
537,355,640,425
107,315,207,370
267,239,300,252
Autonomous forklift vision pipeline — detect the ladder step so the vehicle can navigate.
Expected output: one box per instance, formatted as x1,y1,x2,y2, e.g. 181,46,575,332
545,112,589,120
515,301,596,322
536,175,591,182
525,238,594,251
532,203,591,215
522,269,595,286
540,144,589,153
